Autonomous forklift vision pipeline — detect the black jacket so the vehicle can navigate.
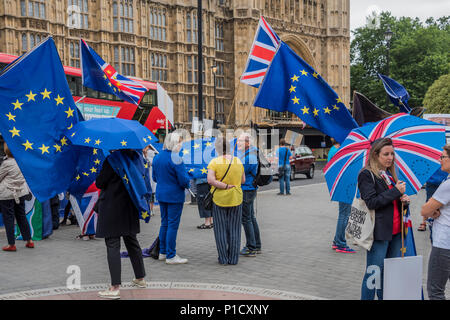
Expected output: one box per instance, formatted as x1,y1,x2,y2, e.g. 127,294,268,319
357,169,404,241
95,158,140,238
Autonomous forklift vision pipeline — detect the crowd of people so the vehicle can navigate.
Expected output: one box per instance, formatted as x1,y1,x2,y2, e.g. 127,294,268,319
1,132,449,300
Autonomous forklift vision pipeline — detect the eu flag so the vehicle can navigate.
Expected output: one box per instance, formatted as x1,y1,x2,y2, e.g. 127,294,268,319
0,37,83,201
178,138,217,179
80,39,148,106
254,42,358,143
378,73,411,113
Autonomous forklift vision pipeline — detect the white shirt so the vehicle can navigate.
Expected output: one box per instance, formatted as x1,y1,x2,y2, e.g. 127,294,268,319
431,178,450,249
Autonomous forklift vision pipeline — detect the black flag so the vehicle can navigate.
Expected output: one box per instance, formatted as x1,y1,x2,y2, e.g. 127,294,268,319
352,91,391,126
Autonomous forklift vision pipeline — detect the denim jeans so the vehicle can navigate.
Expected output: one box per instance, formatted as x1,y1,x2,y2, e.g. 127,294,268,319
242,190,261,251
279,165,291,194
361,233,402,300
158,202,184,259
333,202,351,248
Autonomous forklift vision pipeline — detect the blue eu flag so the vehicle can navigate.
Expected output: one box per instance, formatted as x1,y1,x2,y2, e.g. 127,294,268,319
254,42,358,143
378,73,411,113
0,37,84,201
178,138,217,179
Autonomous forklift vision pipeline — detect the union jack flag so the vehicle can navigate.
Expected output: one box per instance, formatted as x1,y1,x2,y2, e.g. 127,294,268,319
324,113,446,204
80,39,148,106
70,183,99,236
240,16,280,88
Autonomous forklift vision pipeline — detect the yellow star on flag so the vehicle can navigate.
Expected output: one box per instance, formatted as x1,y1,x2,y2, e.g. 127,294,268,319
26,91,37,102
61,136,68,146
75,175,81,181
108,82,112,87
313,108,320,117
9,127,20,137
23,140,33,150
141,211,149,219
147,135,152,140
12,100,23,110
333,104,339,110
144,163,148,169
183,149,189,155
6,112,16,121
312,72,319,79
120,140,127,146
206,142,212,147
123,174,129,184
301,106,310,114
40,89,51,99
67,123,73,130
300,69,308,76
93,148,98,155
94,159,101,165
84,137,91,144
65,107,74,118
336,97,343,104
54,95,64,105
292,96,300,104
323,107,332,114
90,167,97,173
94,139,101,145
189,168,195,173
38,144,50,154
289,85,296,93
71,132,76,137
201,167,208,174
193,143,200,149
83,172,89,177
103,74,107,79
53,144,62,152
143,137,147,143
291,74,299,82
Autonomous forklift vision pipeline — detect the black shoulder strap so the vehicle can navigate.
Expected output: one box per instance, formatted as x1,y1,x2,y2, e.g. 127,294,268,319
211,157,233,195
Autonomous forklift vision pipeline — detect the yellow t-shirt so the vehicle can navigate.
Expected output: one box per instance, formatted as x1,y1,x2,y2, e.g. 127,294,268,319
207,156,244,207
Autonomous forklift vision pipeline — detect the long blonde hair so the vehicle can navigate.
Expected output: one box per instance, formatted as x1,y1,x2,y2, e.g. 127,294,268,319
365,138,398,182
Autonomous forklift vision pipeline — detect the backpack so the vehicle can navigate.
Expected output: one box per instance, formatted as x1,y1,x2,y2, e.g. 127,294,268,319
248,149,273,187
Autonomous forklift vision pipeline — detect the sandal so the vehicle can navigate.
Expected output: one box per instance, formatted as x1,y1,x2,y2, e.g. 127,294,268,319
198,224,212,229
197,224,206,229
417,222,426,231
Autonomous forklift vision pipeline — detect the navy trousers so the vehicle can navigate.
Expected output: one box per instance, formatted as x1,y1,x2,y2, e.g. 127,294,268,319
0,197,31,245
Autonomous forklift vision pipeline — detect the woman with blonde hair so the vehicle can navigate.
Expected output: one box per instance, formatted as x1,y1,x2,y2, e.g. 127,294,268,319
207,137,245,265
0,141,34,251
357,137,410,300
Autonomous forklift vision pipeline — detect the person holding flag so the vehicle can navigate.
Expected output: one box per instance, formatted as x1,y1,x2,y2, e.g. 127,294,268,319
95,149,147,299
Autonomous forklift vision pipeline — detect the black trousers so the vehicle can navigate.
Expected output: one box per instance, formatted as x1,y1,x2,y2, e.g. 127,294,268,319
105,235,146,286
0,197,31,245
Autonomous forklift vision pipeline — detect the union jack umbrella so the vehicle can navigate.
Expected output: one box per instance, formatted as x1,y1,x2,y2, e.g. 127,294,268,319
240,16,280,88
323,113,446,204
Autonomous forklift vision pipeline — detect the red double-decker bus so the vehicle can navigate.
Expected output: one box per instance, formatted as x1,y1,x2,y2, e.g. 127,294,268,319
0,53,169,137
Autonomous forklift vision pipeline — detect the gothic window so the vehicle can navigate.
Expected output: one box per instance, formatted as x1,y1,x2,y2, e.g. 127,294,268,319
151,53,168,81
21,0,45,18
69,41,80,68
215,62,225,88
113,46,135,76
113,0,134,33
187,56,205,84
150,9,166,41
215,22,224,51
68,0,89,28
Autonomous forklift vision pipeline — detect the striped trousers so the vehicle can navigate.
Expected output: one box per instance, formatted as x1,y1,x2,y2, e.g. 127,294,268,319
212,203,242,265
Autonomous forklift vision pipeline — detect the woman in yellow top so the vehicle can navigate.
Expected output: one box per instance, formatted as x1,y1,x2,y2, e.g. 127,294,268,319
207,137,245,265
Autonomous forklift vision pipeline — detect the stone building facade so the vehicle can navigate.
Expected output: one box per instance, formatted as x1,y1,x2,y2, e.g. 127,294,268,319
0,0,350,132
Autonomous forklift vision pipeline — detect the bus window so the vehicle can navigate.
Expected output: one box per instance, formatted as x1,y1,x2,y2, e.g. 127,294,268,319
67,75,78,96
142,90,156,106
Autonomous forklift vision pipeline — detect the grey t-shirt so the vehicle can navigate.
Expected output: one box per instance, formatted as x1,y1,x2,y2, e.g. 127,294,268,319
432,178,450,249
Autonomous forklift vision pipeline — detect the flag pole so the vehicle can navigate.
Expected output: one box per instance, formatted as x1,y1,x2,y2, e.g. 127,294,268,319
401,203,406,258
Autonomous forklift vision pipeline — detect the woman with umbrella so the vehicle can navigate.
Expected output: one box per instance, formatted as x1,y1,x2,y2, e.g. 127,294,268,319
358,138,410,300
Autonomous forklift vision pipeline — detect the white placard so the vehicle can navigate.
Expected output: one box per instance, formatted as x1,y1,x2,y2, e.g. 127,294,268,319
383,255,423,300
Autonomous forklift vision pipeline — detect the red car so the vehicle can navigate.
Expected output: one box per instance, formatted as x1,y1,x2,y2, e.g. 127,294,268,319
268,146,316,180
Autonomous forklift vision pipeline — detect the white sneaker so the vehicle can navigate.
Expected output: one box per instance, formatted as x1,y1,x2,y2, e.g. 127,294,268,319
158,254,166,261
131,278,147,288
165,255,188,265
98,289,120,299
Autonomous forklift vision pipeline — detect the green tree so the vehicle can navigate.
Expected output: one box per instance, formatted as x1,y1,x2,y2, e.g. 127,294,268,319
422,73,450,113
351,13,450,112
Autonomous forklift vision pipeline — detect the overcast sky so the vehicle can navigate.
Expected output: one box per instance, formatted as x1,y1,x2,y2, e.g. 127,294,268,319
350,0,450,31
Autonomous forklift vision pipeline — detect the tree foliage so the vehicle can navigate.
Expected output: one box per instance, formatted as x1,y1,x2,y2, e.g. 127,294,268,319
422,73,450,113
351,13,450,112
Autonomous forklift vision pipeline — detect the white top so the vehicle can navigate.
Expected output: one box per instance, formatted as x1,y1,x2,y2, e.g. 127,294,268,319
145,149,157,193
431,178,450,249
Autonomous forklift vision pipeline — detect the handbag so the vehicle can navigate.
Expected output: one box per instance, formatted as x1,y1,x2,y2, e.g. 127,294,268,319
278,147,288,176
345,171,376,250
148,236,160,260
203,158,233,211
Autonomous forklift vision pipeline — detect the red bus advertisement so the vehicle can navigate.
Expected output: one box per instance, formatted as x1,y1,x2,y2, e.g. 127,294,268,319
0,53,171,138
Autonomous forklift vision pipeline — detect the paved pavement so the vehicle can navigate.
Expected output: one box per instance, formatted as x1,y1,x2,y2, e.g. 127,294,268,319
0,169,448,300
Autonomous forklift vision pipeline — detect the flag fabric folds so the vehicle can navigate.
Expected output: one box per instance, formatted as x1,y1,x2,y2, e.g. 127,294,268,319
178,138,217,179
378,73,411,113
240,16,281,88
352,91,391,126
106,150,152,222
70,183,99,236
254,42,359,143
0,37,83,202
80,39,148,106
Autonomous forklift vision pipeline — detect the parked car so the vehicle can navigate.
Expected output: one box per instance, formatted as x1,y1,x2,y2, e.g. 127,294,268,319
268,146,316,180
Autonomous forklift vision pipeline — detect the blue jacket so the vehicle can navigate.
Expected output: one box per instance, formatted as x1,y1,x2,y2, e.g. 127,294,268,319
152,149,191,203
427,168,448,186
277,147,291,167
239,147,258,191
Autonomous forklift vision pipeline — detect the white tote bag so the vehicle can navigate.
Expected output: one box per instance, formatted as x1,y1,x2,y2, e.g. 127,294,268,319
345,198,375,250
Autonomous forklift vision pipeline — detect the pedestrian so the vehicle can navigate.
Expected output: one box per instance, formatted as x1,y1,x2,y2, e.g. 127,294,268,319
358,138,410,300
237,133,261,257
50,194,60,230
207,137,245,265
0,141,34,252
328,138,355,253
95,150,147,299
421,144,450,300
277,138,291,195
152,132,191,264
195,177,213,229
143,145,157,215
417,168,448,234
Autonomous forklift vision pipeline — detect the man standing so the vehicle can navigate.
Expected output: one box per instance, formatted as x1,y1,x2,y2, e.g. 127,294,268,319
237,133,261,257
277,139,292,195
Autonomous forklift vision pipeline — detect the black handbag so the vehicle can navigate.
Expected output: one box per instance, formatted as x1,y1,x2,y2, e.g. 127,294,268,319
149,236,160,260
204,158,233,211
